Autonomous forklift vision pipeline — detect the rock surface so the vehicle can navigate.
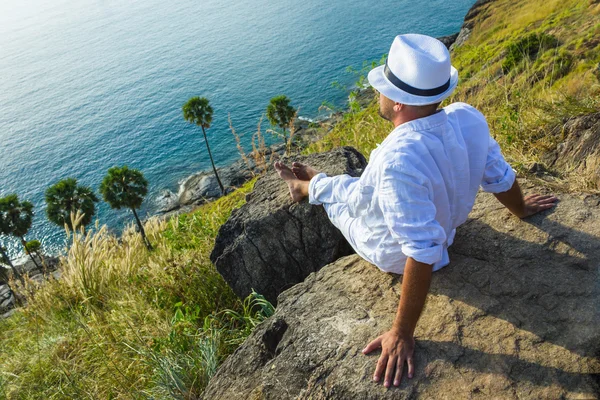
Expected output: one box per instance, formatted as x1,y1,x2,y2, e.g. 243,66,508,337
204,184,600,399
437,33,459,49
0,255,60,317
543,112,600,189
210,147,367,304
451,0,496,50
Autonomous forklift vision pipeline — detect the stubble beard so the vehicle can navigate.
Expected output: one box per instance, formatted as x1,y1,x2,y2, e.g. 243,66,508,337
378,105,392,122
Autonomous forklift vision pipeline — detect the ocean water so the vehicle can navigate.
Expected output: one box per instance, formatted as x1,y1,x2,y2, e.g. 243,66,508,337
0,0,475,258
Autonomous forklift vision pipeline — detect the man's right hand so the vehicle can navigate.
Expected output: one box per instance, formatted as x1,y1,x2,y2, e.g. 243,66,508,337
362,330,415,387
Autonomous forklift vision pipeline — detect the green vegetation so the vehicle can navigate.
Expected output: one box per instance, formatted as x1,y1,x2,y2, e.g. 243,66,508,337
0,180,270,399
0,194,40,271
45,178,99,230
266,95,296,153
501,32,559,73
183,96,225,195
100,166,153,251
23,240,40,254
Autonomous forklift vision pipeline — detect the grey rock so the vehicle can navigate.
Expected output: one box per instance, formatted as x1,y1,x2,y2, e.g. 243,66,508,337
167,144,288,212
543,112,600,189
155,189,180,213
437,33,459,49
0,285,14,314
0,284,10,298
178,161,254,206
163,126,328,214
451,0,496,51
0,295,13,310
13,254,59,276
204,185,600,399
210,147,368,305
0,255,60,317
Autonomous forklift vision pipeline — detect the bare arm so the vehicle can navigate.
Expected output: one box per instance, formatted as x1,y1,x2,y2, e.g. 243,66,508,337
391,258,432,337
362,257,432,387
493,180,557,218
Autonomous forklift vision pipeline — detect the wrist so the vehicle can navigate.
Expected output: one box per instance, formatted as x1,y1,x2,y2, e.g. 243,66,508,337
389,324,413,338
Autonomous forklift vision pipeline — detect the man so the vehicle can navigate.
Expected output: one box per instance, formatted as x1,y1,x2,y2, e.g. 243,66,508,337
274,34,557,388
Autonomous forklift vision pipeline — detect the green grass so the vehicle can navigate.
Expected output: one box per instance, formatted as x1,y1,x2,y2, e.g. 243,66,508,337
0,179,272,399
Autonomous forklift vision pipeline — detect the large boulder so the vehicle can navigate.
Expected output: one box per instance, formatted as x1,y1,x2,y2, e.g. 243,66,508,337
543,112,600,189
210,147,368,304
204,184,600,399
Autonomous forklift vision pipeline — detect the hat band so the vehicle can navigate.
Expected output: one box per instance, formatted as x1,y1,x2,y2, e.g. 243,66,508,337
384,61,450,97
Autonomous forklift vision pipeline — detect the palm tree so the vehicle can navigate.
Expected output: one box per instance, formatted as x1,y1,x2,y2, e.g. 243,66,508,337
100,166,153,250
45,178,99,230
182,96,224,195
0,194,41,270
266,95,296,150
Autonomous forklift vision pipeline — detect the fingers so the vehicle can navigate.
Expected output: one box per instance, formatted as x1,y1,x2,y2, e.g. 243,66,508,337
524,194,558,216
393,357,403,386
362,336,382,355
384,355,397,388
374,353,387,382
407,356,414,379
525,194,558,202
537,197,558,205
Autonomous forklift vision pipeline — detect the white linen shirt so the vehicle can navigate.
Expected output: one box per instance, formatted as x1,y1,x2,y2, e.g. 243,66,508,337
309,102,516,274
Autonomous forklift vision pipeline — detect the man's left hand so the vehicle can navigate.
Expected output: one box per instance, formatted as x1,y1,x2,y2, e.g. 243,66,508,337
362,330,415,387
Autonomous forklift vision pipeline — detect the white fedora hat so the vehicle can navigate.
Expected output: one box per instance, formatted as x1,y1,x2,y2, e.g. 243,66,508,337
368,34,459,106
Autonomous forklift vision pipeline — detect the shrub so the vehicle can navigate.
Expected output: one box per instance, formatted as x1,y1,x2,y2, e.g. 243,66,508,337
502,33,559,73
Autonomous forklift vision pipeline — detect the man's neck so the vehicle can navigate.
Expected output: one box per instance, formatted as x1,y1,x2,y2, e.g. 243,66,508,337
393,108,440,128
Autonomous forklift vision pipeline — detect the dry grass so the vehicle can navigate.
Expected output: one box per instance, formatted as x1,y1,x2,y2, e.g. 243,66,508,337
0,180,269,399
230,115,275,176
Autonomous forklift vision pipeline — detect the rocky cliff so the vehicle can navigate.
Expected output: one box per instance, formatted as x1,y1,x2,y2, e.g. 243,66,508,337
204,184,600,399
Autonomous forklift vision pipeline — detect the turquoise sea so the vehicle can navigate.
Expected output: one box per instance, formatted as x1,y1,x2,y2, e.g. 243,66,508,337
0,0,475,257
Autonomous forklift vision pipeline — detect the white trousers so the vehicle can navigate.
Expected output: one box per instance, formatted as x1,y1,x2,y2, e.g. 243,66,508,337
307,172,452,274
308,173,374,265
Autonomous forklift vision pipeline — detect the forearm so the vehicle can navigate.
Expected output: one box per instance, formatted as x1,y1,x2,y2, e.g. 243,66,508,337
493,179,526,217
391,257,433,337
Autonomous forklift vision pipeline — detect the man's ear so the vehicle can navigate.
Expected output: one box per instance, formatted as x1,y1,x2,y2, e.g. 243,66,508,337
393,102,404,112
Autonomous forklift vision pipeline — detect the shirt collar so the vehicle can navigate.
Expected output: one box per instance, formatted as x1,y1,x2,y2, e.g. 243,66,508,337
376,108,448,150
395,108,448,134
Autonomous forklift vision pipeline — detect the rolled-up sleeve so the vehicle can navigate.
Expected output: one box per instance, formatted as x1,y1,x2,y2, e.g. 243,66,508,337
378,162,446,265
480,136,516,193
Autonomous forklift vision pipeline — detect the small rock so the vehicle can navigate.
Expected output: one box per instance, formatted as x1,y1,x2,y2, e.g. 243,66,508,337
437,32,459,49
